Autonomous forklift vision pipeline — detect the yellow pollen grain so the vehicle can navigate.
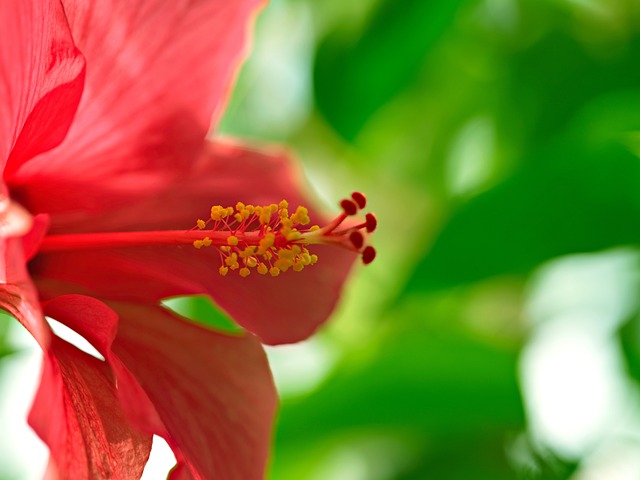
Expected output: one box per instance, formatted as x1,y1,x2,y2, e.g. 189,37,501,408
278,248,295,260
239,246,256,258
219,266,229,276
202,237,212,247
259,212,271,224
193,240,204,249
257,233,275,254
293,262,304,272
274,258,293,272
292,206,310,225
310,254,318,265
279,200,289,209
246,257,258,268
269,266,281,277
211,206,225,221
227,235,239,246
236,202,245,212
225,253,238,267
239,267,250,278
257,263,268,275
196,219,206,229
310,225,320,231
220,246,231,253
234,213,243,223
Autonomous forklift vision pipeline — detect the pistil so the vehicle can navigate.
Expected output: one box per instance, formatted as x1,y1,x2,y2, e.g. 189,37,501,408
38,192,377,278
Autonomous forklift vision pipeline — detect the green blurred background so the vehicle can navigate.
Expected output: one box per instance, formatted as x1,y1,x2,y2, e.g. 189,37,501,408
219,0,640,478
4,0,640,478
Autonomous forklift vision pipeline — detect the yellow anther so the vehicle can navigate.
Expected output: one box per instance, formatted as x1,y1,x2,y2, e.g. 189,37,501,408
259,212,271,224
310,225,320,231
310,254,318,265
211,206,224,221
239,267,251,278
219,266,229,276
246,257,258,268
220,246,231,253
234,212,243,223
236,202,245,212
257,233,275,254
280,217,293,229
293,262,304,272
257,263,268,275
274,257,293,272
292,245,302,255
202,237,212,247
227,235,239,246
239,246,256,258
279,200,289,209
246,205,255,214
269,267,281,277
278,248,296,260
230,262,239,270
196,219,206,229
300,253,312,265
255,206,263,215
292,206,310,225
226,207,234,217
225,253,238,267
270,204,278,213
193,240,204,249
280,208,289,219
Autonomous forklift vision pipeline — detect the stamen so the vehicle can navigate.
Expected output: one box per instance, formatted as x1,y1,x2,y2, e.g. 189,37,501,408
38,194,378,279
365,213,377,233
349,231,364,249
362,246,376,265
351,192,367,209
340,199,358,216
193,195,378,277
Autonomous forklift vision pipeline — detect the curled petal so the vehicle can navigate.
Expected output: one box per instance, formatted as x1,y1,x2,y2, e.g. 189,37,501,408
0,0,85,174
28,337,152,479
43,295,277,479
10,0,264,214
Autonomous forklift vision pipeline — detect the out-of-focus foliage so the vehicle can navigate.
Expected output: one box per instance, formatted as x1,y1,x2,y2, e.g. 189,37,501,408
2,0,640,478
218,0,640,478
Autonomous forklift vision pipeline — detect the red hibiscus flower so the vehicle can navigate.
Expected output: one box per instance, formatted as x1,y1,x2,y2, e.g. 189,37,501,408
0,0,376,478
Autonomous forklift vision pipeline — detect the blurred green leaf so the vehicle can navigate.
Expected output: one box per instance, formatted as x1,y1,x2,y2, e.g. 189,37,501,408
273,320,524,478
405,140,640,292
314,0,467,141
0,311,16,360
162,295,242,334
619,307,640,384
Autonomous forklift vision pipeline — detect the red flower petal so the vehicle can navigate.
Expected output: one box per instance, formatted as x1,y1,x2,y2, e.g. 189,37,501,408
9,0,264,215
28,336,152,479
43,295,277,479
29,141,357,344
0,0,85,174
0,237,49,346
